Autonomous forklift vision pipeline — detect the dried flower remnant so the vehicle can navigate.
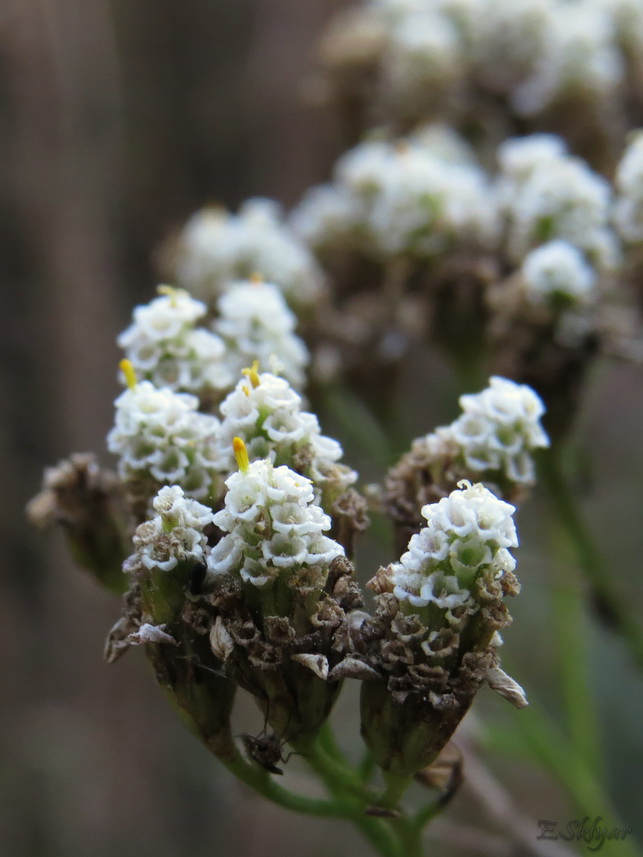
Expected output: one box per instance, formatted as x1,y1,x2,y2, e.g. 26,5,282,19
362,482,525,778
27,453,130,592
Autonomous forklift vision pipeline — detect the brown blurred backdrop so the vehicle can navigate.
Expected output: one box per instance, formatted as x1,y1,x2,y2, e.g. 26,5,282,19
2,2,643,856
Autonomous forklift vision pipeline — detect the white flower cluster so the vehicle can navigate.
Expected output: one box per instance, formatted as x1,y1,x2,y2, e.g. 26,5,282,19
107,381,220,499
207,459,344,588
521,240,598,308
212,281,309,391
614,131,643,243
165,199,325,310
391,481,518,614
118,288,234,397
429,377,550,486
291,130,498,260
512,3,622,116
497,135,617,270
126,486,214,573
216,371,356,498
321,0,640,129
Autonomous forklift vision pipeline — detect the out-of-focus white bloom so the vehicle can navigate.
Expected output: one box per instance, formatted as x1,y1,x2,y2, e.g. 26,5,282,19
118,287,234,397
441,0,553,92
207,458,344,588
409,123,477,165
293,131,498,261
614,131,643,242
382,11,462,103
500,140,616,268
423,377,549,488
497,134,567,194
167,199,325,310
521,240,598,307
289,185,359,252
449,377,550,485
107,380,220,500
127,485,214,573
216,371,356,499
513,5,622,115
391,481,518,613
212,280,309,390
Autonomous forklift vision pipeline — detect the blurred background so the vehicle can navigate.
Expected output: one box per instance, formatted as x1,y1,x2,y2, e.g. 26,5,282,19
2,1,643,855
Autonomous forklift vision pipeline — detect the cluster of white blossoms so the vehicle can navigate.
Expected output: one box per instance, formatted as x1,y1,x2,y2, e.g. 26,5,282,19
520,240,598,309
391,481,518,615
164,199,325,310
320,0,641,129
125,486,214,573
107,376,220,500
207,456,345,588
117,287,234,397
614,131,643,244
216,370,356,500
212,280,309,391
428,377,550,486
291,130,498,260
497,135,617,270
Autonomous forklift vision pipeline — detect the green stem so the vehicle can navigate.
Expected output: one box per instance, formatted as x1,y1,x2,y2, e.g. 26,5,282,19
317,721,347,764
546,491,604,778
294,734,404,857
219,751,352,818
540,451,643,672
358,748,377,784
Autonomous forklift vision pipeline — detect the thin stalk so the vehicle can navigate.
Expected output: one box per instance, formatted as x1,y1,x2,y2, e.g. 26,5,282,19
221,753,352,818
294,734,404,857
547,496,604,778
540,451,643,672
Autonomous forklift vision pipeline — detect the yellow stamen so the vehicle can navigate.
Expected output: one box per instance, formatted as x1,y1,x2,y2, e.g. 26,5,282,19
241,360,261,389
120,359,137,390
233,437,250,473
157,284,181,306
249,272,263,284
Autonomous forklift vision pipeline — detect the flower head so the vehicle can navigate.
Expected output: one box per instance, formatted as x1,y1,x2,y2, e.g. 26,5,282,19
449,376,549,485
126,485,214,574
165,200,325,310
521,239,598,308
212,280,309,390
391,481,518,614
107,377,220,502
216,370,356,504
117,286,233,397
207,454,344,588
